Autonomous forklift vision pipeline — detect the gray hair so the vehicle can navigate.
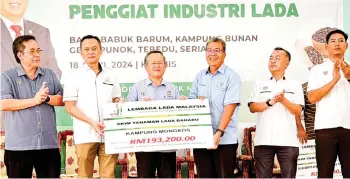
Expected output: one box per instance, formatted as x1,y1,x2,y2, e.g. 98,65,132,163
205,37,226,53
143,50,166,64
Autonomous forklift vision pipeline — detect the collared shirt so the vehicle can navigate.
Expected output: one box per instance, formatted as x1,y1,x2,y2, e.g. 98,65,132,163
63,65,121,144
307,59,350,130
127,78,180,153
1,66,63,150
188,64,241,145
248,77,304,147
0,15,24,40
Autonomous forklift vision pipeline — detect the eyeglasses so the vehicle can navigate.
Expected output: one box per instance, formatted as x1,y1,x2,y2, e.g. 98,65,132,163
206,48,224,55
22,49,43,56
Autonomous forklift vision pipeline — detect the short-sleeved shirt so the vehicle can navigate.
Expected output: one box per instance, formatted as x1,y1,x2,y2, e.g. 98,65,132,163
247,77,304,147
127,78,180,102
1,66,63,150
307,59,350,130
63,65,121,144
188,64,241,145
127,78,180,152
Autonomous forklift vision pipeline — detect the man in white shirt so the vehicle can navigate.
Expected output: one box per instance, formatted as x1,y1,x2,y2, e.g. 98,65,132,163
248,47,304,178
307,29,350,178
63,35,121,178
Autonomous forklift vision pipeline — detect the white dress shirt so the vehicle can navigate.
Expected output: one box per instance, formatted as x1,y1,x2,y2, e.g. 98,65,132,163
307,59,350,130
63,65,121,144
248,77,304,147
1,15,24,40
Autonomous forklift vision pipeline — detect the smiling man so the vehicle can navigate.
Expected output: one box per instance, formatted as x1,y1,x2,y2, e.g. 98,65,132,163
1,35,64,178
307,29,350,178
188,37,242,178
63,35,121,178
127,50,186,178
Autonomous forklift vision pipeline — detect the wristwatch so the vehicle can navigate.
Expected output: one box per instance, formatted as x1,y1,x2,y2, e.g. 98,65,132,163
266,99,273,107
44,96,51,103
215,129,225,137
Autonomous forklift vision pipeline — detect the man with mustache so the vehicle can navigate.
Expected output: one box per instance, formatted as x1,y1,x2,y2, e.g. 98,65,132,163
64,35,121,178
127,50,186,178
1,35,64,178
188,37,241,178
248,47,304,178
307,29,350,178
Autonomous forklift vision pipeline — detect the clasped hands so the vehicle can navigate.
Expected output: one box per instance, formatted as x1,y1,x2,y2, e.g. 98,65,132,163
33,82,49,105
268,90,286,106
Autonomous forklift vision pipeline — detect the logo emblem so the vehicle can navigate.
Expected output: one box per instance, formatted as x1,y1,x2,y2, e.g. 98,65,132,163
18,79,22,84
141,92,146,96
167,90,172,97
323,71,328,75
263,86,268,90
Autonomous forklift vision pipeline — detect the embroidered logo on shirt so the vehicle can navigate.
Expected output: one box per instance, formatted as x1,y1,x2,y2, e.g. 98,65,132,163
17,79,22,84
323,71,328,75
219,82,224,87
167,90,172,97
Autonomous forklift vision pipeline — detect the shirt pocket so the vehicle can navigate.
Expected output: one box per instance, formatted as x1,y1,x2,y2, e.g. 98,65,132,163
284,90,295,102
216,82,226,91
103,82,114,101
164,88,176,99
259,90,272,102
198,83,208,97
214,82,226,102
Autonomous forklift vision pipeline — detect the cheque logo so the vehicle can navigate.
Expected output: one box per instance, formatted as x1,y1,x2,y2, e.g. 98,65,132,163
263,86,268,90
110,105,123,116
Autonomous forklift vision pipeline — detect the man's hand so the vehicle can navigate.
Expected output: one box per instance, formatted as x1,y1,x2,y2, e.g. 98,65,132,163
142,96,152,101
273,90,285,103
178,95,187,100
333,61,341,82
120,97,127,103
341,61,350,80
297,126,308,144
34,82,49,105
208,132,221,150
89,120,105,135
